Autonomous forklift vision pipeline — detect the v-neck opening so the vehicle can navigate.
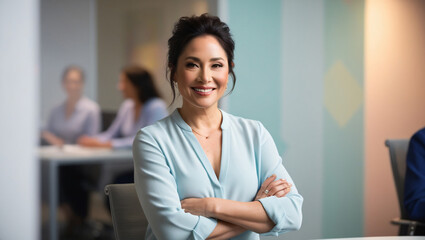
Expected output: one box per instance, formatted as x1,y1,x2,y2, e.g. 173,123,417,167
192,126,228,184
196,130,224,180
172,109,229,186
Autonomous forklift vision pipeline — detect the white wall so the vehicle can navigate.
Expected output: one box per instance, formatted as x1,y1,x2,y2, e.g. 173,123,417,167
0,0,40,239
279,1,324,239
40,0,97,126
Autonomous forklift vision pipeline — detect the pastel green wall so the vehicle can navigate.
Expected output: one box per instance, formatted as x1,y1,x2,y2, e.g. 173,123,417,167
323,0,364,237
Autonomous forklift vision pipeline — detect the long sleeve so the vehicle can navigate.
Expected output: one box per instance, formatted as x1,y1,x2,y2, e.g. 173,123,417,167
109,99,168,148
95,100,131,147
256,122,303,236
133,129,217,239
97,99,168,149
404,128,425,221
144,100,169,126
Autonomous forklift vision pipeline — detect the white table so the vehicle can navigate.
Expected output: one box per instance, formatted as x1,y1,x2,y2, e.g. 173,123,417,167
40,145,133,240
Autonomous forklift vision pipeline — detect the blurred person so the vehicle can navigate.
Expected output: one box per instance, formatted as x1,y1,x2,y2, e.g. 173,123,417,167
42,65,100,145
78,66,168,184
78,65,167,149
404,127,425,235
41,65,101,237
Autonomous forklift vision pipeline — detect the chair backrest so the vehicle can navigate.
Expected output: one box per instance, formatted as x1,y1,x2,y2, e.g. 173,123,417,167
105,183,148,240
385,139,410,219
101,111,117,131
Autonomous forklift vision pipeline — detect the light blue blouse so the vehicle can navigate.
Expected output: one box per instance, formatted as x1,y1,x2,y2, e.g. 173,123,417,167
96,98,168,148
133,109,303,240
46,96,100,144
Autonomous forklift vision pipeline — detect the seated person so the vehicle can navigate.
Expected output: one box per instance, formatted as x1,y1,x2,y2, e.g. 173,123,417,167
78,66,168,184
41,65,101,236
78,65,168,149
42,65,100,145
405,127,425,235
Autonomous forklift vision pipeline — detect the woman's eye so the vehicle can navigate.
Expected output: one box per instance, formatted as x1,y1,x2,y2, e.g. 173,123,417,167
212,63,223,68
186,63,198,68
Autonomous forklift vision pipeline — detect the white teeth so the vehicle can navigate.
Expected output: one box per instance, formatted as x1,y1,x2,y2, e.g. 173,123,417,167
194,88,213,93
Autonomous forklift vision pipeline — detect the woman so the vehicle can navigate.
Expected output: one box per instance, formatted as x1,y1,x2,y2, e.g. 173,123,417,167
42,65,100,145
78,65,168,149
41,65,101,235
78,66,168,186
133,14,303,239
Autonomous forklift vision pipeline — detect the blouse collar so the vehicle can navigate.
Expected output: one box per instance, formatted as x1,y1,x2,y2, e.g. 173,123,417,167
171,108,229,132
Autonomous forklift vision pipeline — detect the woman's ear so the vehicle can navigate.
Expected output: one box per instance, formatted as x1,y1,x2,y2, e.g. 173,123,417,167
231,61,235,68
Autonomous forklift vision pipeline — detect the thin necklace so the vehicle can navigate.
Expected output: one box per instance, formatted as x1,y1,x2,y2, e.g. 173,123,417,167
192,128,210,139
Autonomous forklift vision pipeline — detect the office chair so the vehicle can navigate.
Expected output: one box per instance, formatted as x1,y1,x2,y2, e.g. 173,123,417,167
105,183,148,240
385,139,425,235
101,111,117,131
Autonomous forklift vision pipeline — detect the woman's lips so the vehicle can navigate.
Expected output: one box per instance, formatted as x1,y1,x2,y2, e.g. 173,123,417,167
192,87,215,96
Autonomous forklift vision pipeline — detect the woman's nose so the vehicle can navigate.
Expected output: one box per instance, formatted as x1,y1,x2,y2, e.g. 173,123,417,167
199,68,211,83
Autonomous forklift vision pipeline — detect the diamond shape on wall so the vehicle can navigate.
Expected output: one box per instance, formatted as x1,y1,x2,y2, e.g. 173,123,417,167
324,60,363,127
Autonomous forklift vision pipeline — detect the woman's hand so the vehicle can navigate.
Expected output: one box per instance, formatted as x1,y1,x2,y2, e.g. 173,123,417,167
41,131,64,147
181,197,215,217
77,136,112,148
255,174,292,201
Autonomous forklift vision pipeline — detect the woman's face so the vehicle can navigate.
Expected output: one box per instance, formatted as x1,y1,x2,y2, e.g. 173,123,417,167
174,35,229,110
63,69,84,99
118,73,137,100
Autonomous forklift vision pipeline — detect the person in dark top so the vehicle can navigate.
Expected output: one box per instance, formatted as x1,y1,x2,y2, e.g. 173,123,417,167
404,127,425,235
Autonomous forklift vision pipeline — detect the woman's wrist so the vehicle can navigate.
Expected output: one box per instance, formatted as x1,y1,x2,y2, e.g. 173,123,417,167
206,197,220,218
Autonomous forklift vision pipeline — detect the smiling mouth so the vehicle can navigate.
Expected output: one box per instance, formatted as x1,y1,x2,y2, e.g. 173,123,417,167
192,87,215,95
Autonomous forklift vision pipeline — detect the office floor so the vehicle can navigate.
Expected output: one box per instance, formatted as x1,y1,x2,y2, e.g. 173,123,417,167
42,191,115,240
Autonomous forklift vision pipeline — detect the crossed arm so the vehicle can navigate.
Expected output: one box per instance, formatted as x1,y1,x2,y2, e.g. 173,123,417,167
181,175,292,239
134,123,303,239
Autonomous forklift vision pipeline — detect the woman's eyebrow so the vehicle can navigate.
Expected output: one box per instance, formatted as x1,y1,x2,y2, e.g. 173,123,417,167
210,57,225,62
185,56,200,62
184,56,225,62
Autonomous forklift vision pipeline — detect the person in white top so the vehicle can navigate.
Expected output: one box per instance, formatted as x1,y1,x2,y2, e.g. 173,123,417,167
78,65,167,149
42,65,100,145
41,65,101,237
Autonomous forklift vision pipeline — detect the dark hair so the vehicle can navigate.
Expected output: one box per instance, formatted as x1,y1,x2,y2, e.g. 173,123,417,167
167,13,236,103
62,65,85,82
122,65,161,103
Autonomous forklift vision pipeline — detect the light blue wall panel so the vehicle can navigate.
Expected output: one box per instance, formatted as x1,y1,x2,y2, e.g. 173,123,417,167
322,0,364,237
227,0,285,152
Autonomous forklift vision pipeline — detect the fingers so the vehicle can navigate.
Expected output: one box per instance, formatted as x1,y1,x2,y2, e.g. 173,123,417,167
274,187,291,198
255,174,276,200
256,175,294,201
262,174,277,191
272,181,292,197
264,179,292,197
